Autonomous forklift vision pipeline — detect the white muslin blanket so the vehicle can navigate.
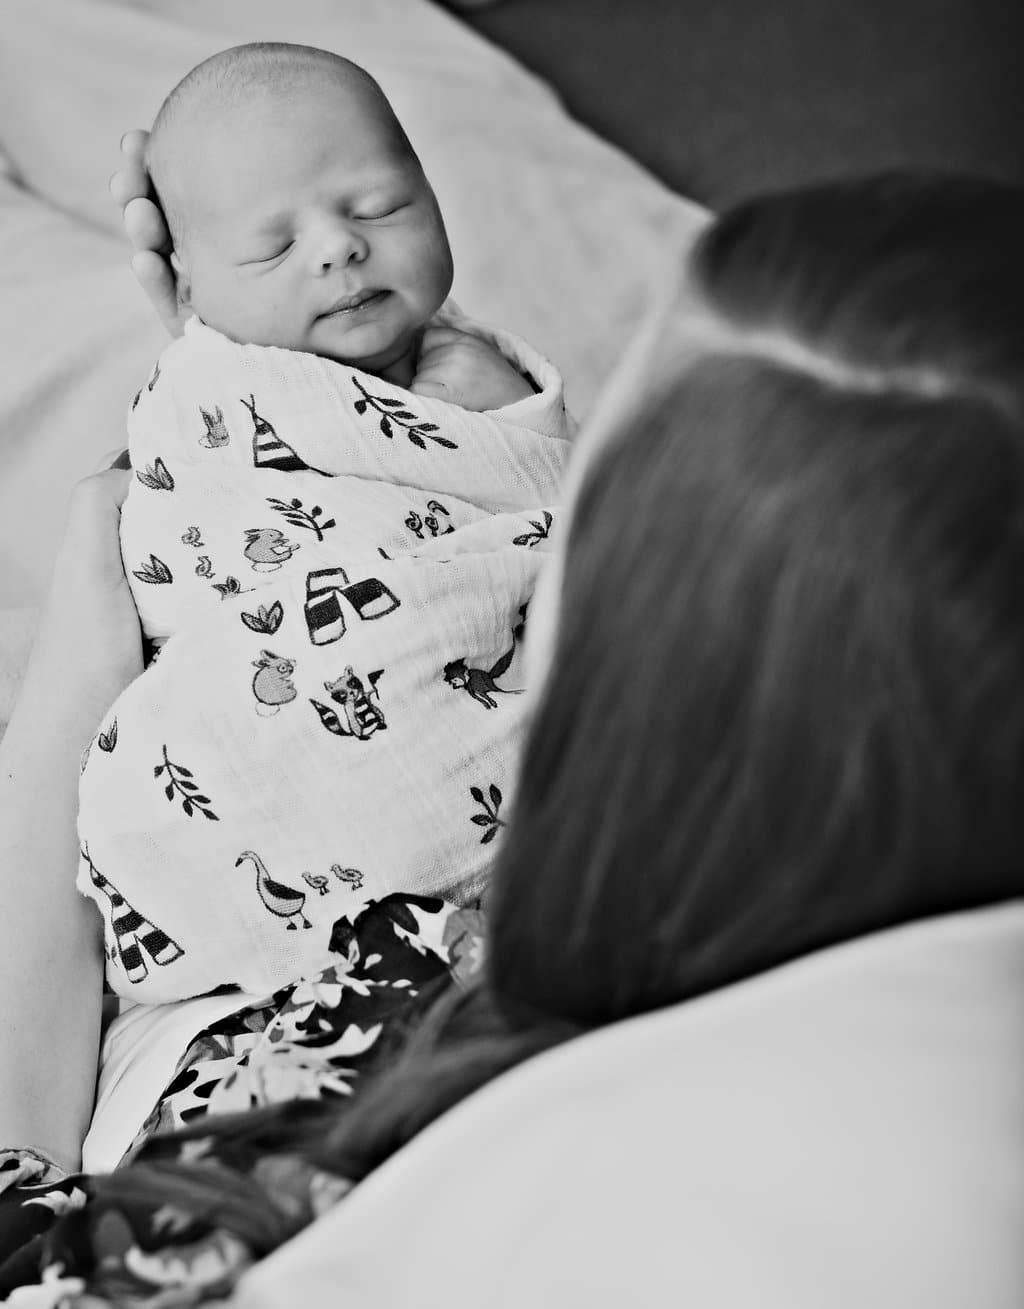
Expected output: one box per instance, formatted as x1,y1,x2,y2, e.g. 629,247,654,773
77,309,569,1002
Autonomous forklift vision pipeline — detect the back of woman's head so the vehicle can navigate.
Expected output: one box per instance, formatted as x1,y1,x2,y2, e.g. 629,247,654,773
489,172,1024,1026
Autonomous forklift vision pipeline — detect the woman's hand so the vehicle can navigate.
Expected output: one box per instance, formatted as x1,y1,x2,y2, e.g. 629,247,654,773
21,466,143,749
109,129,185,338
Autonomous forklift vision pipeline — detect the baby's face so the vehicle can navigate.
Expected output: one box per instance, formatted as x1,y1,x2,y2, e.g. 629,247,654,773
171,79,453,381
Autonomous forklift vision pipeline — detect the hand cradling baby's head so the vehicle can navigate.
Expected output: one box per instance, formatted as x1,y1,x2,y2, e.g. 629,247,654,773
147,43,454,383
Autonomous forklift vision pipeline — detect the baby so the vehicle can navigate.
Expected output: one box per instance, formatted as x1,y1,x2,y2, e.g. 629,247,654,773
77,43,570,1003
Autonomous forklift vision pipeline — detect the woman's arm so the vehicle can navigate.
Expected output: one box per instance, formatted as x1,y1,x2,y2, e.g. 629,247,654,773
0,469,143,1171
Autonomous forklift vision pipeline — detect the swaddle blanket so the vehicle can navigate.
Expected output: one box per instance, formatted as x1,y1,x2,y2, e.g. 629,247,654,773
77,308,569,1002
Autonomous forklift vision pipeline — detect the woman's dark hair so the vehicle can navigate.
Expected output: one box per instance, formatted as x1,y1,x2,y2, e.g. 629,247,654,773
94,173,1024,1235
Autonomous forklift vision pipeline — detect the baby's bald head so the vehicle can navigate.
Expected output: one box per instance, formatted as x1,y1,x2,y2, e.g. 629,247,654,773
148,43,417,254
142,42,453,382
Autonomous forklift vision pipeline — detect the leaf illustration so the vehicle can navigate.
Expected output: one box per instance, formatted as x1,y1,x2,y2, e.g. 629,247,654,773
470,785,484,804
321,518,337,531
431,435,458,449
311,505,322,517
203,809,220,822
177,766,193,778
354,399,368,415
378,397,406,410
419,423,440,433
382,900,420,932
182,799,193,817
393,410,416,419
97,720,118,753
489,784,502,808
154,765,164,778
408,432,425,450
471,814,492,826
165,782,175,800
380,416,393,438
291,499,302,510
133,554,173,585
481,826,499,845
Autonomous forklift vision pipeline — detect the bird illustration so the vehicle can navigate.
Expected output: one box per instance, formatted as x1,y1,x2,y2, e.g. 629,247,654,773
243,527,300,573
235,851,312,929
302,872,330,897
330,864,365,891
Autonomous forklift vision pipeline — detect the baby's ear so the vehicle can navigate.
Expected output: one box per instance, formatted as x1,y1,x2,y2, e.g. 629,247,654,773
170,251,192,309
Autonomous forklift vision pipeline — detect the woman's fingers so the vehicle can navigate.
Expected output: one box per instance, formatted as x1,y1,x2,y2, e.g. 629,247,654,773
120,128,150,159
123,195,171,255
131,249,182,336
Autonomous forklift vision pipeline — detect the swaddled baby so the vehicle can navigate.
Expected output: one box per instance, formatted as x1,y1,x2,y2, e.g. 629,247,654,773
77,43,570,1002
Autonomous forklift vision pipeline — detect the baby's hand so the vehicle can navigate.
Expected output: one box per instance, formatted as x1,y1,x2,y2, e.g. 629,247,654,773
411,326,536,411
109,130,185,338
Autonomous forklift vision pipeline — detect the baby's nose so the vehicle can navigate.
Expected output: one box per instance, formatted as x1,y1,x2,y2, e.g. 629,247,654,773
312,219,369,273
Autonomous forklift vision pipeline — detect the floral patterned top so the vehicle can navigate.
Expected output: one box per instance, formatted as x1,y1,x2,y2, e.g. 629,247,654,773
0,894,486,1307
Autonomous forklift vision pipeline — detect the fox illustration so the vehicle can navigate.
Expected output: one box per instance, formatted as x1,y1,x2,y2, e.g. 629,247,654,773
443,640,523,710
252,650,297,715
199,405,230,448
243,527,300,572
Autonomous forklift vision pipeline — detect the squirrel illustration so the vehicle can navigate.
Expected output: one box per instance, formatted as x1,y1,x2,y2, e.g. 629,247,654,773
252,650,298,715
324,666,386,738
199,405,230,448
243,527,300,572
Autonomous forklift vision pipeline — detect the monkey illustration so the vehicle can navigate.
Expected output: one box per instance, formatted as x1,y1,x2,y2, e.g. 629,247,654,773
252,650,298,715
323,666,386,738
243,526,300,572
443,639,523,710
199,406,230,448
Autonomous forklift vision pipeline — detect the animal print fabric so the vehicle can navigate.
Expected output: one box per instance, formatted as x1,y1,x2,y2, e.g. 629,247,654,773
0,894,486,1307
76,305,568,1002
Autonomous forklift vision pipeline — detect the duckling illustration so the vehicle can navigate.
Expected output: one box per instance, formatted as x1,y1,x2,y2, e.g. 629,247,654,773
236,851,312,929
330,864,365,892
302,872,330,897
242,394,327,475
252,650,298,715
199,405,230,448
243,527,300,573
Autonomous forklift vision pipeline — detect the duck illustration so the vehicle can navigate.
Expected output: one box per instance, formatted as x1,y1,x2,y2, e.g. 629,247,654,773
235,850,312,929
302,872,330,897
330,864,365,892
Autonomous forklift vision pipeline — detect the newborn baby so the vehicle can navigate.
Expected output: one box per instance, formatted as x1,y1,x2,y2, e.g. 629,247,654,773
77,43,570,1003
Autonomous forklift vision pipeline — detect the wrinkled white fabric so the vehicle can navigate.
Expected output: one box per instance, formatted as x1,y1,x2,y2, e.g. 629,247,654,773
77,310,569,1002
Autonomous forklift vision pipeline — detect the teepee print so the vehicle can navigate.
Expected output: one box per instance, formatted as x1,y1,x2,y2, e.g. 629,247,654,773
81,845,184,985
242,395,328,475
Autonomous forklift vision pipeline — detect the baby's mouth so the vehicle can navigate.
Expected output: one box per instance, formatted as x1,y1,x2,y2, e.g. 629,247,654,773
319,289,390,318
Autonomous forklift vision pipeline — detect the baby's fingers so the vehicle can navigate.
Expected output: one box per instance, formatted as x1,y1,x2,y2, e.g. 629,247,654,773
408,377,452,402
131,249,182,338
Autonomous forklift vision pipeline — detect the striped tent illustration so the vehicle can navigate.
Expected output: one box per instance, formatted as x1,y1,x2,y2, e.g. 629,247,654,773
242,394,328,475
81,845,184,985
